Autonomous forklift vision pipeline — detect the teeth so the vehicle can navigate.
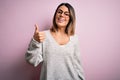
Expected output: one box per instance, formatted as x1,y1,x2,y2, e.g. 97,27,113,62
58,18,65,22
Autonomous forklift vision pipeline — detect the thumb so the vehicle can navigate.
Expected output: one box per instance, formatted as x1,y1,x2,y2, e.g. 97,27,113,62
34,24,39,33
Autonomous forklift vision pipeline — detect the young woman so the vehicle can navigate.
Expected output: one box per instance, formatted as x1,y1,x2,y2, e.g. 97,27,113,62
25,3,85,80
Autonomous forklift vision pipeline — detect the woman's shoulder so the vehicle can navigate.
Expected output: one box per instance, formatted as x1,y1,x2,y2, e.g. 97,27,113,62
70,34,79,40
43,29,51,39
70,34,79,44
43,29,50,36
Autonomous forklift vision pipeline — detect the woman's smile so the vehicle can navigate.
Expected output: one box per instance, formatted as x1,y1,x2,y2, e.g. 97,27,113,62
57,17,66,23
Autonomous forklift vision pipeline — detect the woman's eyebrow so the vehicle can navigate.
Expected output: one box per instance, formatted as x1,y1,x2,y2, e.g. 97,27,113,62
57,9,62,11
58,9,69,13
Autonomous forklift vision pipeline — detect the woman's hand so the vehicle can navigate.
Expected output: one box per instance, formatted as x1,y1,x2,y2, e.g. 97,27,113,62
33,24,45,43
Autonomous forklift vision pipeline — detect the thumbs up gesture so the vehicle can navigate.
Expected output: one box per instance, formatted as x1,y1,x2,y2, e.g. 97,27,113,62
33,24,45,43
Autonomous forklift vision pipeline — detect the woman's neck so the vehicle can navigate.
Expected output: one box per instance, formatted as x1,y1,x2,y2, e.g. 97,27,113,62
57,28,66,35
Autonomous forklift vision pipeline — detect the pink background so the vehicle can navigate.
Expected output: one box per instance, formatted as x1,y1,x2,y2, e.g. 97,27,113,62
0,0,120,80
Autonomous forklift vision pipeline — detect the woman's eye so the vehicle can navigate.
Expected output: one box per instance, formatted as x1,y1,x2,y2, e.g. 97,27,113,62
57,10,62,14
65,13,69,16
57,9,70,16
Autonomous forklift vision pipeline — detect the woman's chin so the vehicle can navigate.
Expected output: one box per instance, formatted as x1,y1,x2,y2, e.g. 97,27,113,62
56,23,67,27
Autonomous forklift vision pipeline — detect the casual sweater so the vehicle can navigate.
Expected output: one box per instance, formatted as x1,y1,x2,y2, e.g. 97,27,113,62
25,30,85,80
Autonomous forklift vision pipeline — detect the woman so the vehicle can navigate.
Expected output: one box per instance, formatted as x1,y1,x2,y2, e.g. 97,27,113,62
25,3,85,80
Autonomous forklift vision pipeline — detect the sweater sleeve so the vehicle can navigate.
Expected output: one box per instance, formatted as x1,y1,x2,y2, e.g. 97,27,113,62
25,38,43,67
74,35,85,80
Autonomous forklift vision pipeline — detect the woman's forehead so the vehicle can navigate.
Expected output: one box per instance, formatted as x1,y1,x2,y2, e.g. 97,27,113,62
58,5,69,12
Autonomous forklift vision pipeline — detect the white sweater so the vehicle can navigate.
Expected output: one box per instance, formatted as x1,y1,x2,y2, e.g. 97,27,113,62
25,30,85,80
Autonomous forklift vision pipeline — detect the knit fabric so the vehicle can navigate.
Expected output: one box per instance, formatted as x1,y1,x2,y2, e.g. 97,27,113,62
25,30,85,80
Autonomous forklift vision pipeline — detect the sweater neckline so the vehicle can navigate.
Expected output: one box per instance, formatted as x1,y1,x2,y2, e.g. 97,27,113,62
48,30,72,47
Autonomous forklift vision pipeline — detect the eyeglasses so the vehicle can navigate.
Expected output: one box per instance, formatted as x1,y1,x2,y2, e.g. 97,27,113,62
56,9,70,17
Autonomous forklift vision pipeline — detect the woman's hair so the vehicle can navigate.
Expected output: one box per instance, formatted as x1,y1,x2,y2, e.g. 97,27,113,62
51,3,76,35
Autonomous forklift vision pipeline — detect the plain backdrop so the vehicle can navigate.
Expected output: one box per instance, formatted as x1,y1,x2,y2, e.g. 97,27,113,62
0,0,120,80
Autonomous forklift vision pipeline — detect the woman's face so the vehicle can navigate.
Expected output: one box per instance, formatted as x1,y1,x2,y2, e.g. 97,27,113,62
55,5,70,28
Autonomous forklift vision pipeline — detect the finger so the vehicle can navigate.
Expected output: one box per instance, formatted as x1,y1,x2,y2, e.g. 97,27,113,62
40,39,44,42
38,35,45,40
38,37,44,42
39,32,45,36
35,24,39,33
38,34,43,37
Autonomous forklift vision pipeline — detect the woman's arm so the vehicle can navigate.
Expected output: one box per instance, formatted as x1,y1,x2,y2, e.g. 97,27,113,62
25,24,45,67
74,35,85,80
25,38,43,67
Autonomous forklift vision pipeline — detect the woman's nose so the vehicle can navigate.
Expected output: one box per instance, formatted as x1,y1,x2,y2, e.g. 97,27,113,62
60,12,64,17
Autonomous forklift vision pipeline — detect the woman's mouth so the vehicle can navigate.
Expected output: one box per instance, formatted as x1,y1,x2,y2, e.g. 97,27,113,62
57,18,65,23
